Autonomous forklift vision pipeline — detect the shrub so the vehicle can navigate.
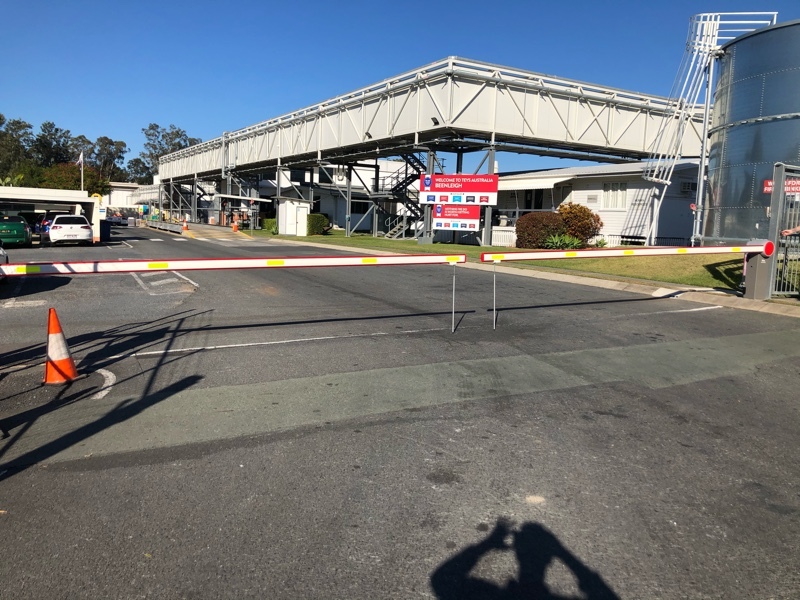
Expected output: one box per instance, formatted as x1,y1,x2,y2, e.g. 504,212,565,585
556,202,603,244
515,211,566,249
261,218,277,234
593,237,608,248
544,233,584,249
307,213,330,236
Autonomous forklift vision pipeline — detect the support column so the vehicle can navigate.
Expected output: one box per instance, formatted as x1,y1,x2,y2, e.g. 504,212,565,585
373,162,380,238
345,165,353,237
692,54,716,246
418,150,436,245
192,175,198,223
276,161,282,234
482,147,496,246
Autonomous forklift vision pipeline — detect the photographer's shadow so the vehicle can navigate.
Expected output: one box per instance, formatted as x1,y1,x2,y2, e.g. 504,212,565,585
431,519,620,600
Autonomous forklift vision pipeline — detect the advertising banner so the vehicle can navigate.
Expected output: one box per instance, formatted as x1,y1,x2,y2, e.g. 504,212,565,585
420,174,498,205
432,204,481,231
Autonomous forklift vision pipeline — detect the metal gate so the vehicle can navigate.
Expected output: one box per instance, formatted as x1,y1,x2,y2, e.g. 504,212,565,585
770,163,800,297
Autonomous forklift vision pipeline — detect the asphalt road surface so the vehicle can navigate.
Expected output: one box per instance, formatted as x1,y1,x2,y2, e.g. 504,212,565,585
1,226,798,599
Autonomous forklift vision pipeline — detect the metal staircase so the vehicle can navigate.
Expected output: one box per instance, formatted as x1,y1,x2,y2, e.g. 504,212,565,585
378,152,428,239
643,12,778,245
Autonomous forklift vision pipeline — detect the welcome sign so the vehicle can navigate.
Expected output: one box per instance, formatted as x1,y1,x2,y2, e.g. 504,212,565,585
419,174,498,205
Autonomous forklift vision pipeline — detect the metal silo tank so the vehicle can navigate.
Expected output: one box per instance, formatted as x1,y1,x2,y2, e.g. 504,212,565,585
704,20,800,244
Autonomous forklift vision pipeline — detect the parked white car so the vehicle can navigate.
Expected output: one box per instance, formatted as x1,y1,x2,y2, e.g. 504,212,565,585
48,215,93,245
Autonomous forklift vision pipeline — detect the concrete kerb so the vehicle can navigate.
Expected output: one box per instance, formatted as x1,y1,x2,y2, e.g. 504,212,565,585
259,237,800,319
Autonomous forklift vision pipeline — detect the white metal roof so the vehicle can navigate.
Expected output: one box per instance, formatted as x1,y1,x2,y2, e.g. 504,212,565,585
498,175,575,191
499,159,699,190
0,187,89,202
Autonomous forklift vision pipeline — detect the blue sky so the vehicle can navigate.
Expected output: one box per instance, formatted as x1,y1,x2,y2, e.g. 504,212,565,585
2,0,799,173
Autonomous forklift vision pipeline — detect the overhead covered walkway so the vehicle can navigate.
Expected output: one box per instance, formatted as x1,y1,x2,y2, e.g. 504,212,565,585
159,56,704,183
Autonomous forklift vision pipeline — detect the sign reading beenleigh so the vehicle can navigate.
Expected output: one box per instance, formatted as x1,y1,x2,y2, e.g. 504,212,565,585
419,174,498,205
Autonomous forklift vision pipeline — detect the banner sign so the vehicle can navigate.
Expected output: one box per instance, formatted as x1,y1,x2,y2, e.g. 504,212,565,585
763,179,800,193
420,174,498,205
433,204,481,231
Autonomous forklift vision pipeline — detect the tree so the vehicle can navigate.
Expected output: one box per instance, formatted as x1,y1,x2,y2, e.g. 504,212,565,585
126,157,151,185
134,123,201,184
0,115,35,179
1,174,24,187
40,163,109,196
93,136,128,181
31,121,75,167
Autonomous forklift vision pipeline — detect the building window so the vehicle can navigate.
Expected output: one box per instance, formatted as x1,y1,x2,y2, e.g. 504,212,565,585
350,201,370,214
603,182,627,209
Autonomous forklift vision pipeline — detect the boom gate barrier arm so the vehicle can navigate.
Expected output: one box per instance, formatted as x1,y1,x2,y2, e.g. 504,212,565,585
1,253,468,333
481,243,776,329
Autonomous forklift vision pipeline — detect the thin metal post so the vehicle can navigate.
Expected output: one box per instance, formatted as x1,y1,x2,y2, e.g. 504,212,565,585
451,263,456,334
493,262,497,330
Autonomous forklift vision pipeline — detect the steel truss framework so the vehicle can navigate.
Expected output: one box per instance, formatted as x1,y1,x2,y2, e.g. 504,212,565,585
159,57,705,183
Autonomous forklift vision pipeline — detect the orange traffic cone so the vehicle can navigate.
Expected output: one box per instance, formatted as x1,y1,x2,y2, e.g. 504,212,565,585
43,308,79,385
182,217,189,231
232,221,239,233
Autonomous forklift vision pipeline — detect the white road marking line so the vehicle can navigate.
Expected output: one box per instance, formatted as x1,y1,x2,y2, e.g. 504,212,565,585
108,327,452,359
89,368,116,400
172,271,199,287
193,237,208,241
1,299,46,308
150,239,165,242
130,273,150,291
139,272,162,278
651,305,723,315
149,278,180,286
116,240,134,248
173,238,188,242
147,291,193,295
0,364,32,375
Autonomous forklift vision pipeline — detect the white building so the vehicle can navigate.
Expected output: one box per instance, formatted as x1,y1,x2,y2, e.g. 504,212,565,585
493,160,699,247
102,182,140,210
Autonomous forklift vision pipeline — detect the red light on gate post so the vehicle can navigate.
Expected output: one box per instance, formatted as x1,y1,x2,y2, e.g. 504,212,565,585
689,203,696,212
746,239,775,258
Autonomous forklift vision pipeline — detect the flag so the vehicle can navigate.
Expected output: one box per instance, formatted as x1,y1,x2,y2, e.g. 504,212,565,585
76,151,84,166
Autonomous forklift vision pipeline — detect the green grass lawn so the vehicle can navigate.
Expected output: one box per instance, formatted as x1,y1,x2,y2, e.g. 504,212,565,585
246,229,744,290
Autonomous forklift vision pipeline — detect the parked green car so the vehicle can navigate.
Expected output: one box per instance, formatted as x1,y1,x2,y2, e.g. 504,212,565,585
0,215,33,247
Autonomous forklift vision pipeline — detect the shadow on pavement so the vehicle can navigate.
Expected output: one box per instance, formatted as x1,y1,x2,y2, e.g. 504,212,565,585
0,310,205,482
0,275,71,299
430,518,620,600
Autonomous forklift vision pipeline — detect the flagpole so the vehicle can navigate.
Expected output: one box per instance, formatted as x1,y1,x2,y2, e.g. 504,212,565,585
77,151,84,191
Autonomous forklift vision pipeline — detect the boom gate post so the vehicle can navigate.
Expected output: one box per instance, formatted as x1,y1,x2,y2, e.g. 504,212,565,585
744,239,777,300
